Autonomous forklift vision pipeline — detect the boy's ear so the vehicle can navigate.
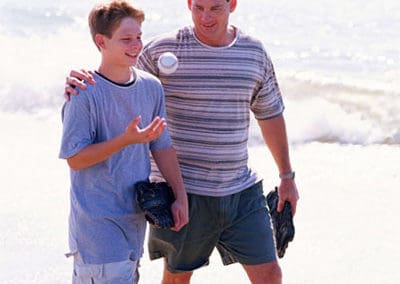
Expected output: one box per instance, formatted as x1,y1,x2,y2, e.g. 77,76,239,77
94,34,106,50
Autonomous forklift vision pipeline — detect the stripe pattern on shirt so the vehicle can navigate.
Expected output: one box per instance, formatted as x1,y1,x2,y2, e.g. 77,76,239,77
138,26,284,196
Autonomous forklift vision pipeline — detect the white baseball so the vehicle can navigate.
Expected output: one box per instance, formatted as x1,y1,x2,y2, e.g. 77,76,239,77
157,52,179,74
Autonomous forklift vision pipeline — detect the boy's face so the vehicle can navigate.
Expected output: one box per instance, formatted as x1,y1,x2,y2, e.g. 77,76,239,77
98,17,143,67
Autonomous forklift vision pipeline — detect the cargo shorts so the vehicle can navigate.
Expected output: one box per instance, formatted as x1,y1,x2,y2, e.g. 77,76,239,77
72,253,140,284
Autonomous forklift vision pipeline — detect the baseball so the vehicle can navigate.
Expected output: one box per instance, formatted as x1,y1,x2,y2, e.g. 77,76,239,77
157,52,179,74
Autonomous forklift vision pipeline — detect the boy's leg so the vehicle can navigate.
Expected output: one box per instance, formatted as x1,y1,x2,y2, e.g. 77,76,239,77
72,253,140,284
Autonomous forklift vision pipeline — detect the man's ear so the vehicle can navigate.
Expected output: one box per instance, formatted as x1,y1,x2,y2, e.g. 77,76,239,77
94,34,106,50
187,0,192,11
229,0,237,13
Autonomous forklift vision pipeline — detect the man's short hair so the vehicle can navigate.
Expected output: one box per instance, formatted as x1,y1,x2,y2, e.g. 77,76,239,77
88,0,145,47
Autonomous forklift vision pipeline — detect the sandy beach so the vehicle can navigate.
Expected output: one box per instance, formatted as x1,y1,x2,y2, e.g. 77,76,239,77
1,112,399,283
1,0,399,282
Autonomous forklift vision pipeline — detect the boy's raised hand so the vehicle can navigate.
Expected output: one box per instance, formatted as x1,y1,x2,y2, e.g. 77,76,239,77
64,69,96,100
123,116,167,144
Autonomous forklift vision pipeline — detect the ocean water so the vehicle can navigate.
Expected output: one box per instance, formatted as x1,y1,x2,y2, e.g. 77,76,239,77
1,1,400,283
0,0,399,145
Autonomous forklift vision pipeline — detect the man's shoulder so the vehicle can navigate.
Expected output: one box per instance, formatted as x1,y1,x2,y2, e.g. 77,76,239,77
235,28,273,61
236,28,265,49
144,26,192,48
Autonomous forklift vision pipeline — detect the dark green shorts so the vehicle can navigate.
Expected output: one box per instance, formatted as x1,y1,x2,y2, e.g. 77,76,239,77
148,181,277,273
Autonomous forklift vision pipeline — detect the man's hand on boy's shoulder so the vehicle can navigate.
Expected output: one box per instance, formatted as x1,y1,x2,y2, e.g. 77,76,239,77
64,69,96,101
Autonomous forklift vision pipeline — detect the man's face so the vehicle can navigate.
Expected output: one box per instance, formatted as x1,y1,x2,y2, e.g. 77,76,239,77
188,0,236,46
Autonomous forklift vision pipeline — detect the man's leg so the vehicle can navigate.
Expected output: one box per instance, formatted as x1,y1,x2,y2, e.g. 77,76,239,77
216,182,281,284
161,260,193,284
242,261,282,284
149,194,222,283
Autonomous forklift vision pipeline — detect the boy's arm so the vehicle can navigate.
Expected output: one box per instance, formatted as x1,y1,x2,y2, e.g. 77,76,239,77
151,147,189,231
68,116,166,170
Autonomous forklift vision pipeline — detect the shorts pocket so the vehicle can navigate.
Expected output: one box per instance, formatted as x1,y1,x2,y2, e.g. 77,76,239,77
74,262,103,279
104,259,139,283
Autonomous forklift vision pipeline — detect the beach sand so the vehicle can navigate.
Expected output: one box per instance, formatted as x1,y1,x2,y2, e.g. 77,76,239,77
1,112,399,283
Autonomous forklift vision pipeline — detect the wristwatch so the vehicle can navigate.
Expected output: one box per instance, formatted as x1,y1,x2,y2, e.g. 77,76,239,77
279,171,295,180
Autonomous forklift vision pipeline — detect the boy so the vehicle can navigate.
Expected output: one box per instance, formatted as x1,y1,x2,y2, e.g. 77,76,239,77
59,1,188,283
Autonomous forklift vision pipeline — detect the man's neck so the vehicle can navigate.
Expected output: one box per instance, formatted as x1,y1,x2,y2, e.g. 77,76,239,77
194,25,236,47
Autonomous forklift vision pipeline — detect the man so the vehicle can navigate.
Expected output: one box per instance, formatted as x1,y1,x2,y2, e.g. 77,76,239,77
65,1,299,283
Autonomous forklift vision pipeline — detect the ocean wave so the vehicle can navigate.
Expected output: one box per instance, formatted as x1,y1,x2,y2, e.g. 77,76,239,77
0,0,398,146
0,3,84,37
0,63,398,145
249,77,400,146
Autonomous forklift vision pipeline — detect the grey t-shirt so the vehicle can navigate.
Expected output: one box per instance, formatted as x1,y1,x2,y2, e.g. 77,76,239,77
138,26,284,196
59,69,172,264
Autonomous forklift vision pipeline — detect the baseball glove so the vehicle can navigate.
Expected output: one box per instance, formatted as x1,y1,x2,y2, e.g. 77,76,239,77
266,187,295,258
135,181,175,229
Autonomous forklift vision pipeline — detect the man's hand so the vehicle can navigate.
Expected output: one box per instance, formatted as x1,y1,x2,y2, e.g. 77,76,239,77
277,179,299,216
266,188,295,258
122,116,167,145
64,69,96,101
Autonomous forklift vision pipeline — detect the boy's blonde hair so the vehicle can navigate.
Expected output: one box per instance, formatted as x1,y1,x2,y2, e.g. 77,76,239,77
89,1,145,48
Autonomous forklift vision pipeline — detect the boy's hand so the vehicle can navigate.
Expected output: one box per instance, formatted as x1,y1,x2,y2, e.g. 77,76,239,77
64,69,96,101
123,116,167,144
170,197,189,231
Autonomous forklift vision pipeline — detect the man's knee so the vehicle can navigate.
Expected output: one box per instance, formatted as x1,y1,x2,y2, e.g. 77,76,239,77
266,262,282,283
243,261,282,284
162,264,193,284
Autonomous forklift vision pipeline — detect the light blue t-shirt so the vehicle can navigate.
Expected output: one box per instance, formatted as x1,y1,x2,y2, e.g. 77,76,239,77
59,69,172,264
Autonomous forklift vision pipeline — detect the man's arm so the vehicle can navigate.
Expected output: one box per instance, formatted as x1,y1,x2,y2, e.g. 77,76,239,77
258,114,299,215
68,116,166,170
151,147,189,231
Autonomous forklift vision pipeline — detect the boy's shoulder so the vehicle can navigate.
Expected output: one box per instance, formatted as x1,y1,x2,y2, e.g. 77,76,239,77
135,68,162,85
68,72,113,104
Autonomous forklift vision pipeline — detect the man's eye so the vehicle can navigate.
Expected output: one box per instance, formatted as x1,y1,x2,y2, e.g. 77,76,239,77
211,7,223,13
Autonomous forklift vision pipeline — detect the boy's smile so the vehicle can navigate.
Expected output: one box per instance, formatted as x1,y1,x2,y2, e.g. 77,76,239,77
99,17,143,68
96,17,143,82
